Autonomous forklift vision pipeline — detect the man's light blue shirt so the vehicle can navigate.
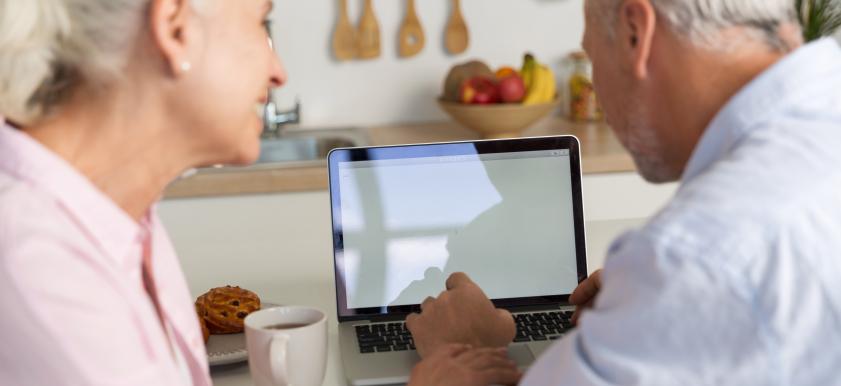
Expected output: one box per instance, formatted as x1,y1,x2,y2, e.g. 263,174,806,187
522,38,841,385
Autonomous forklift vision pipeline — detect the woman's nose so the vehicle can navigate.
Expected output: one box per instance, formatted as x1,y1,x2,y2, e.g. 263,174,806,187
269,52,287,89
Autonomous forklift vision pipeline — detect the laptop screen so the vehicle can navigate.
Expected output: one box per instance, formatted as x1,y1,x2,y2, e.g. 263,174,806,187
328,136,587,320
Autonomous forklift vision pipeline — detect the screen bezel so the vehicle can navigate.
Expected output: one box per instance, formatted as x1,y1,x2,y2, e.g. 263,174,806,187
327,136,588,322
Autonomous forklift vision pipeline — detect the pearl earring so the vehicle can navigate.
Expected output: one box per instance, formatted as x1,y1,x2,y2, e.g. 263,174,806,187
180,61,192,73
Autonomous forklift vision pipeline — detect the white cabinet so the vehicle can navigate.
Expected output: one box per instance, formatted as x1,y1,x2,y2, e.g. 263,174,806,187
582,172,677,221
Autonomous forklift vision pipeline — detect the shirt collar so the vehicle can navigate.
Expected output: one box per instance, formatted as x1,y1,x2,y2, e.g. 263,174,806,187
0,124,142,262
681,37,841,183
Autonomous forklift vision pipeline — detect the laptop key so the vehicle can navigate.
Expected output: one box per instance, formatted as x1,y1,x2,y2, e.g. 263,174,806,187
360,346,376,353
393,344,408,351
358,336,385,344
376,345,392,352
513,336,531,342
359,341,380,349
532,335,547,341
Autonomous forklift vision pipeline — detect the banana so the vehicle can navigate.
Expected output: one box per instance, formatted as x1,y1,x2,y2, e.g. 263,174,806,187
541,65,557,103
521,54,557,105
520,53,538,92
523,65,555,105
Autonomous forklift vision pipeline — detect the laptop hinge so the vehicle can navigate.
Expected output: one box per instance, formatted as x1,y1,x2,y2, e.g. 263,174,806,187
504,303,566,313
339,313,411,323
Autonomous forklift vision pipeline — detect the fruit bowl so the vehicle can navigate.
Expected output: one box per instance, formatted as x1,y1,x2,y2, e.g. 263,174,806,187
437,98,559,139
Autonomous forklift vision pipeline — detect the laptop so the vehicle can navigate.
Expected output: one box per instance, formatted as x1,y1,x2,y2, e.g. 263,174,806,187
327,136,588,386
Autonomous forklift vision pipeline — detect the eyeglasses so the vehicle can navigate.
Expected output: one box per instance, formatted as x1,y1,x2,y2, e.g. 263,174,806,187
265,20,274,51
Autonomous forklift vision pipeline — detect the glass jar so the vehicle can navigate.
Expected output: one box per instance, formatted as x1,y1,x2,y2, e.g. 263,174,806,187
563,51,603,122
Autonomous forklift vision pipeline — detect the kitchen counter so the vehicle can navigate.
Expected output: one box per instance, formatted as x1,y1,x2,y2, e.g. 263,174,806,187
164,117,633,199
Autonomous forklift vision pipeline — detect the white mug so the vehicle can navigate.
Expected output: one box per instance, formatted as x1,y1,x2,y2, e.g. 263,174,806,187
245,306,327,386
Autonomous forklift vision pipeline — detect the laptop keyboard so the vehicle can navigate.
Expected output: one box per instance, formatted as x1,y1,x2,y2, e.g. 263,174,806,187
355,322,414,353
354,310,575,354
513,310,575,342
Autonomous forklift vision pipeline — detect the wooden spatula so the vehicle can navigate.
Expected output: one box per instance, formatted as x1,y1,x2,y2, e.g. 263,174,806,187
445,0,469,55
398,0,425,58
332,0,357,61
357,0,381,59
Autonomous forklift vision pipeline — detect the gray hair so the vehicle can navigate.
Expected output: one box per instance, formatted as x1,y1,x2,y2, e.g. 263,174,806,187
595,0,802,51
0,0,213,127
0,0,152,126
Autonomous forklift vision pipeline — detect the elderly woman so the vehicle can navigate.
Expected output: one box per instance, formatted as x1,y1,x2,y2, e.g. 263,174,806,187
0,0,283,384
0,1,519,385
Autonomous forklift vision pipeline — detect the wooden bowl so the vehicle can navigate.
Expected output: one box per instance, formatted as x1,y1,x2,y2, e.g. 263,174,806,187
437,98,559,139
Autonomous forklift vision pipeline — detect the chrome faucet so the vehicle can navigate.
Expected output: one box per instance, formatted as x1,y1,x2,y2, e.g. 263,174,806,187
262,94,300,138
260,20,300,138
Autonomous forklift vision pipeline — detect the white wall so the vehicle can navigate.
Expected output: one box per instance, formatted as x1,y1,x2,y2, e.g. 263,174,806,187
269,0,585,128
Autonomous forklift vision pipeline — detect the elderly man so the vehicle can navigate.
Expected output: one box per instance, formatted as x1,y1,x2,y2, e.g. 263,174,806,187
407,0,841,384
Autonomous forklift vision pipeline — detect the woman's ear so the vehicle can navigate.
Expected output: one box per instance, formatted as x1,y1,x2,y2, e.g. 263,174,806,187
148,0,198,77
618,0,656,79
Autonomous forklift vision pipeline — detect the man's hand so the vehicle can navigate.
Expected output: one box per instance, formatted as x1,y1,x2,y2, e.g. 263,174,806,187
569,269,602,325
407,344,521,386
406,272,516,358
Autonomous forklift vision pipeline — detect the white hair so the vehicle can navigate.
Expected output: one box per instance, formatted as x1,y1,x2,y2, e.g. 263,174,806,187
0,0,210,126
0,0,150,126
596,0,802,51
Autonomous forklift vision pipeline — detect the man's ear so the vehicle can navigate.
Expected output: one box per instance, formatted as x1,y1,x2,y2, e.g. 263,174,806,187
618,0,656,79
148,0,197,77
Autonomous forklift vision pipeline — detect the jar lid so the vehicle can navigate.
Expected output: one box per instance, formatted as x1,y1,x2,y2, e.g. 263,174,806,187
567,51,589,60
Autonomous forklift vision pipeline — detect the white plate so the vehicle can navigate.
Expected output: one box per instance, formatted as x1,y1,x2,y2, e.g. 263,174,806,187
206,302,280,366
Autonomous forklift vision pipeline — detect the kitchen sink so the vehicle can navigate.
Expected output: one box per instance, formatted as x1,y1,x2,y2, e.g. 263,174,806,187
200,127,368,172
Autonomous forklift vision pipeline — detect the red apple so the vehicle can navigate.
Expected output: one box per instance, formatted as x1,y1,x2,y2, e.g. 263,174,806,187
460,76,501,104
498,74,526,103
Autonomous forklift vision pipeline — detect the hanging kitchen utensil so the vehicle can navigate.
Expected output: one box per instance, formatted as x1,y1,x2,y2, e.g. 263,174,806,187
445,0,469,55
398,0,425,58
357,0,381,59
332,0,357,61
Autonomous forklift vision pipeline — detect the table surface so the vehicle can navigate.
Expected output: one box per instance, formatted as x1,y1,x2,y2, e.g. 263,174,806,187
203,218,645,386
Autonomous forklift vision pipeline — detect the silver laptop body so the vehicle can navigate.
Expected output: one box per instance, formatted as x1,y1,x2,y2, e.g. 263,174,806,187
327,136,589,385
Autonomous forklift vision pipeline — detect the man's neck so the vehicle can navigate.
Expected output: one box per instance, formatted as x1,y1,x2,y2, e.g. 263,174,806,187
652,32,797,173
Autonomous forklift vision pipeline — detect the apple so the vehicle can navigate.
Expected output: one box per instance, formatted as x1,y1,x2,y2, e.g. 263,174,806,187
498,74,526,103
460,76,501,104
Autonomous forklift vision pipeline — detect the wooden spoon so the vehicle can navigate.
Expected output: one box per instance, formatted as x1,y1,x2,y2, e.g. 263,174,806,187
398,0,425,58
445,0,469,55
332,0,357,61
357,0,381,59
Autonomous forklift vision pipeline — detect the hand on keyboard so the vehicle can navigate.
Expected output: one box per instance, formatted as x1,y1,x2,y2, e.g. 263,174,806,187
406,272,516,358
407,344,521,386
569,269,602,325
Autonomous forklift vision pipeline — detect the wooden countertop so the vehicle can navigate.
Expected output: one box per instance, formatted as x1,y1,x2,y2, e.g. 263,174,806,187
164,117,634,199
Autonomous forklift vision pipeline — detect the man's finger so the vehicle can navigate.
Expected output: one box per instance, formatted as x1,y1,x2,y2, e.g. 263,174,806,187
479,367,523,386
446,272,473,290
569,270,602,305
405,312,420,331
420,296,435,311
571,299,594,325
439,343,471,358
497,309,513,323
463,348,515,369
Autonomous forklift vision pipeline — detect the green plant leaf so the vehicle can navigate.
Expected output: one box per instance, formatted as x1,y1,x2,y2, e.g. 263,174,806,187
799,0,841,41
